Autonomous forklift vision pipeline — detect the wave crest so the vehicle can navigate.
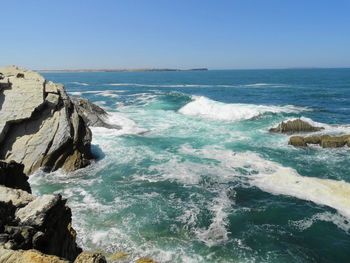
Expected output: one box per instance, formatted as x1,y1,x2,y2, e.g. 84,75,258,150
178,96,302,121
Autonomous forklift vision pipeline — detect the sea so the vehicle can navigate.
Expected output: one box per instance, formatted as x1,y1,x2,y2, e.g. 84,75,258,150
30,69,350,263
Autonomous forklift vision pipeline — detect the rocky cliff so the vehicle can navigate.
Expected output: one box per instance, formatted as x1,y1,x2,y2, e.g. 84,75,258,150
0,66,93,175
0,161,106,263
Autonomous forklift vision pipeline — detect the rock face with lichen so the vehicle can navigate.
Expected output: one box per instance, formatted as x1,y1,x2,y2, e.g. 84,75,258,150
0,66,93,175
269,119,324,134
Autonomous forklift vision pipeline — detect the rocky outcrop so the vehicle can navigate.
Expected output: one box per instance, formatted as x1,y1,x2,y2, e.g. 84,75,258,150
71,97,120,129
0,66,93,175
0,248,69,263
289,134,350,148
269,119,324,134
0,161,31,193
0,160,107,263
0,189,82,260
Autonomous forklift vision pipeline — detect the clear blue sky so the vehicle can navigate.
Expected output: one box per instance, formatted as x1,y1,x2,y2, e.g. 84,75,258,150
1,0,350,69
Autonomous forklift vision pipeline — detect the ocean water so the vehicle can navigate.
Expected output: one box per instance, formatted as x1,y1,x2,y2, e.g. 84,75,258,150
30,69,350,263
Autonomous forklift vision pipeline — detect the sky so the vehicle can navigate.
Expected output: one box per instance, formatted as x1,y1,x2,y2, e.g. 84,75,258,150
1,0,350,70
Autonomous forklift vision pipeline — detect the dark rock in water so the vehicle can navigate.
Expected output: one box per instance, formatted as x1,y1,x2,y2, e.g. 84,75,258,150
320,135,349,148
74,252,107,263
0,66,93,175
289,134,350,148
288,136,307,147
269,119,324,134
71,97,121,129
0,161,31,193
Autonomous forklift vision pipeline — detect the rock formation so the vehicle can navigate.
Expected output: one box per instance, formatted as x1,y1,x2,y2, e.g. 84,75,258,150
71,97,120,129
289,134,350,148
0,160,106,263
269,119,324,134
0,66,93,175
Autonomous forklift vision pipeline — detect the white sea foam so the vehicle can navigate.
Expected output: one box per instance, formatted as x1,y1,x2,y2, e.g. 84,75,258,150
182,146,350,219
195,188,234,247
91,112,146,138
69,82,89,86
290,212,350,233
178,96,302,121
106,82,288,89
68,91,83,96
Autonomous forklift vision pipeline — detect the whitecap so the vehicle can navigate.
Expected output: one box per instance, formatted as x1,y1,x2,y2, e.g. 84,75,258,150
68,82,89,86
178,96,303,121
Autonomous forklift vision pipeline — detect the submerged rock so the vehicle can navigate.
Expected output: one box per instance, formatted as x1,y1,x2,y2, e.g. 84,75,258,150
289,134,350,148
0,66,93,174
269,119,324,134
71,97,121,129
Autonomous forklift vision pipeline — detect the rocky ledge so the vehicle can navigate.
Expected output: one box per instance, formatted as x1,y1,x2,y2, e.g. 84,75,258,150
0,66,93,175
0,161,106,263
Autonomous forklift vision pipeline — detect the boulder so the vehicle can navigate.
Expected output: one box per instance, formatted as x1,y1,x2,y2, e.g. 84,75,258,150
71,97,121,129
0,66,93,174
73,252,107,263
288,136,307,147
0,185,81,261
288,134,350,148
320,136,348,148
270,119,324,134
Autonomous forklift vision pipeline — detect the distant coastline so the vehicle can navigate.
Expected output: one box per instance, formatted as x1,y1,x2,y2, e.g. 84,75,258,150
38,68,208,73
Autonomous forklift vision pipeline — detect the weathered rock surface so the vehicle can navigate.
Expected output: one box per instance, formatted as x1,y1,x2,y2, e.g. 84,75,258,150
269,119,324,134
0,161,31,193
0,66,93,175
0,248,69,263
71,97,121,129
0,162,82,261
289,134,350,148
73,252,107,263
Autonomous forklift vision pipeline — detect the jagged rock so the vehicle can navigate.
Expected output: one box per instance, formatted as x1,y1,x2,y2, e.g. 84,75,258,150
71,97,121,129
0,186,34,207
73,252,107,263
0,66,93,174
269,119,324,134
0,161,31,193
0,248,69,263
0,184,81,261
289,134,350,148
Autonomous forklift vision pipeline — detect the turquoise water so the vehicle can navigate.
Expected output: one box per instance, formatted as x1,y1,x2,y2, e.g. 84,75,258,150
31,69,350,262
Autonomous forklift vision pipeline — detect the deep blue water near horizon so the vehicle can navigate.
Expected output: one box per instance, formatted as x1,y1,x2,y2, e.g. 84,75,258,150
31,69,350,263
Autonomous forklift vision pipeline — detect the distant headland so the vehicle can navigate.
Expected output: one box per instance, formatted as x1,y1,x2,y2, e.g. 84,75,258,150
37,68,208,73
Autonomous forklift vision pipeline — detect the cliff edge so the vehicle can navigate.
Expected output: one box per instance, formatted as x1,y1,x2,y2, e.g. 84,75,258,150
0,66,93,175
